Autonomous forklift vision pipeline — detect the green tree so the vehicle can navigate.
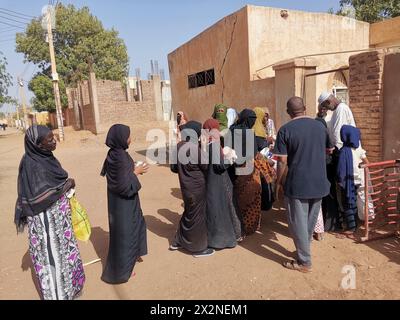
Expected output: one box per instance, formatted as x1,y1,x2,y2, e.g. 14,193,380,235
16,4,129,111
0,52,14,106
28,74,68,112
335,0,400,23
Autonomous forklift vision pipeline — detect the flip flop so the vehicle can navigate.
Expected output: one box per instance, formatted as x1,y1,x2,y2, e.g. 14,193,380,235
335,231,356,240
282,260,312,273
344,233,357,241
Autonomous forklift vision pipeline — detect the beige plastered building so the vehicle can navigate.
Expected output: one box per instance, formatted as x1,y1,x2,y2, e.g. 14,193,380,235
168,5,400,132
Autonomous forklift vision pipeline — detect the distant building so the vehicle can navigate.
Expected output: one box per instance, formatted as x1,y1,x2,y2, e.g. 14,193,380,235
65,73,171,134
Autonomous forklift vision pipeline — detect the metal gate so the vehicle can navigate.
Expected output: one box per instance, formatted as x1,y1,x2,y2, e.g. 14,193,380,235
361,160,400,241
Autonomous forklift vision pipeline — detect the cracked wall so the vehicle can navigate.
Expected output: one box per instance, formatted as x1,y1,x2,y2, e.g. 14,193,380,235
168,5,369,126
168,6,275,123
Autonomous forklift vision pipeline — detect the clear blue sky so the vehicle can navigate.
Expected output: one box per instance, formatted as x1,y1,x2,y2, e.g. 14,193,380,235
0,0,341,112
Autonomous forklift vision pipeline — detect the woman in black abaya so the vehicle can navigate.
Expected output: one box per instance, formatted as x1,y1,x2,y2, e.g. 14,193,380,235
203,118,241,249
170,121,214,257
100,124,148,284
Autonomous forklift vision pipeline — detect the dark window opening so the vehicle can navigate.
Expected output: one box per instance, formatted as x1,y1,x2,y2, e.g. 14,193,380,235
188,74,197,89
205,69,215,85
188,68,215,89
196,72,206,87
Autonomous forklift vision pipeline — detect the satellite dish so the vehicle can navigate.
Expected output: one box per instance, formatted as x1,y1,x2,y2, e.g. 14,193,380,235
19,79,24,87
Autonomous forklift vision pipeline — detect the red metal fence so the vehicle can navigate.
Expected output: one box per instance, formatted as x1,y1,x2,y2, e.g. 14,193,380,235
362,160,400,241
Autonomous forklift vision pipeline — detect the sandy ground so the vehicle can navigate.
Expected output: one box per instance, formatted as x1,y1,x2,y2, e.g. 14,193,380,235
1,126,400,300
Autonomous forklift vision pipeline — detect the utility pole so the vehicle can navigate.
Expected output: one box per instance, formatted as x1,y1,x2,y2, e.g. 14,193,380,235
15,105,20,129
17,77,29,130
46,5,64,141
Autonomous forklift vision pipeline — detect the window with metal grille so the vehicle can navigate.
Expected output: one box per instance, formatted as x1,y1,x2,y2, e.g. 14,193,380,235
188,68,215,89
188,74,197,89
196,72,206,87
205,69,215,85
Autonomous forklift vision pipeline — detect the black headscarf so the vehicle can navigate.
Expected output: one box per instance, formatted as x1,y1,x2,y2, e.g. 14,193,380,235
180,121,202,142
229,109,257,162
15,125,69,232
101,124,139,197
236,109,257,129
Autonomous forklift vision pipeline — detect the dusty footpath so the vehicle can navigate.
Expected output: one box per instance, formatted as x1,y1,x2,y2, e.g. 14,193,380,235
1,127,399,300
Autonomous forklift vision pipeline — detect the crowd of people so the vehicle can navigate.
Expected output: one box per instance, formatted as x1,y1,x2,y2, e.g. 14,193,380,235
169,93,373,271
14,91,373,299
170,105,277,257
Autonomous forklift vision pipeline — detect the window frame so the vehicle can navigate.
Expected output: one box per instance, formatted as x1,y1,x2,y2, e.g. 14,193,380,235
188,68,215,89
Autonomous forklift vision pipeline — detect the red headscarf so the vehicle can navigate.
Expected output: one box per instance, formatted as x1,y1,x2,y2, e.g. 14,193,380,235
203,118,220,143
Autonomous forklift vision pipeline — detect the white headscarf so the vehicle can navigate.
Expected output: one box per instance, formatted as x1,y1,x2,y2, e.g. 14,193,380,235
227,108,238,129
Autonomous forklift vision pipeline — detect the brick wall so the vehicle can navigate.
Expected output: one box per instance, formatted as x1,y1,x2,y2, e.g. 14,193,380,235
66,108,74,126
80,81,91,106
66,76,158,135
66,88,75,109
81,104,96,133
140,80,156,102
65,81,95,132
96,79,127,103
49,109,72,130
98,100,156,132
97,79,157,132
349,50,385,162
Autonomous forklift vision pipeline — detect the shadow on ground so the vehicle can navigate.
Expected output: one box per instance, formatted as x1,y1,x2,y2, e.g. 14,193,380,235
239,204,295,265
90,227,110,269
21,251,42,299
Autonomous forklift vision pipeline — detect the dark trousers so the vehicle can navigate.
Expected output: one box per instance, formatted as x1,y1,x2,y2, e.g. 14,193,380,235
337,186,358,231
322,159,342,232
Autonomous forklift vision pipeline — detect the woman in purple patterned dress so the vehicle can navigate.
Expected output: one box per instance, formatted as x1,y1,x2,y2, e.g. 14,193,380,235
15,125,85,300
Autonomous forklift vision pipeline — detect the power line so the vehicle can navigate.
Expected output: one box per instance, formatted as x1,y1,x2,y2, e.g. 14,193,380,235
0,20,25,29
0,26,20,31
0,29,19,34
0,9,33,22
0,7,36,19
0,15,30,26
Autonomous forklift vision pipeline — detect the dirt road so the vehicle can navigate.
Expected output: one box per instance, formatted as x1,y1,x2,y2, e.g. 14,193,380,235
1,127,399,300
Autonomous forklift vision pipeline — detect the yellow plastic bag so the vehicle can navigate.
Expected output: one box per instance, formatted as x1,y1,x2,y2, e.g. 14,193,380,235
70,195,91,242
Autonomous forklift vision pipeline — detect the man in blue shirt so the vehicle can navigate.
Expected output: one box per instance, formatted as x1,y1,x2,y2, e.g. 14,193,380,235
274,97,330,273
